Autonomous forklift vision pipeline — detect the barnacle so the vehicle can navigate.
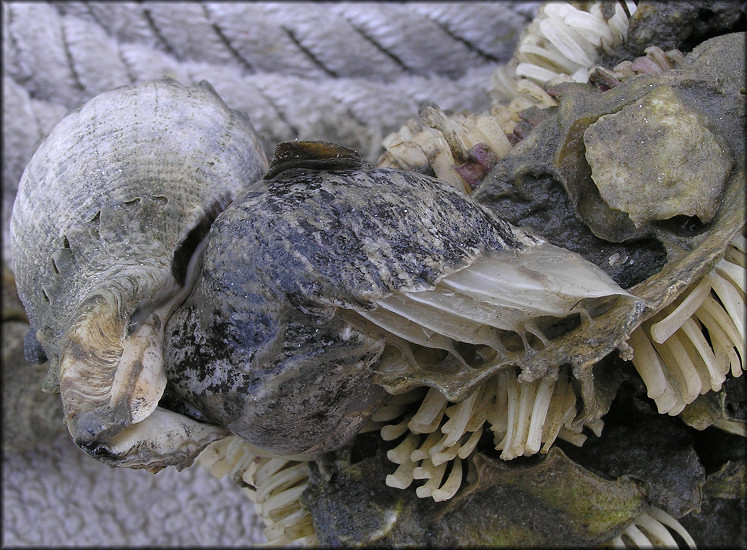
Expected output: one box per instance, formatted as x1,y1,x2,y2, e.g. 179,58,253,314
378,1,643,192
588,45,685,90
493,0,638,95
630,234,745,417
377,366,604,502
197,436,317,546
605,506,697,549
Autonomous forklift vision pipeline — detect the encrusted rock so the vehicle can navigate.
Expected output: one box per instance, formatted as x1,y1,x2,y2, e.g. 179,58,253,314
584,85,733,229
627,1,746,55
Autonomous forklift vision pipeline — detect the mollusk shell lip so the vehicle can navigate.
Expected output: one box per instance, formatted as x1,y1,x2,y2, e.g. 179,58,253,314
9,78,267,469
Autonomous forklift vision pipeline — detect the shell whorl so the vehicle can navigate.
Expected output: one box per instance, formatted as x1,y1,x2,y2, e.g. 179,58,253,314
163,153,639,456
9,78,268,469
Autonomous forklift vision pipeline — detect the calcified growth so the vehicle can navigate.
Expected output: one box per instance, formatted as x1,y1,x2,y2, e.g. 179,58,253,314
378,1,647,194
605,506,697,549
7,5,742,546
198,436,317,546
179,13,742,550
375,366,603,502
493,0,638,95
10,79,268,470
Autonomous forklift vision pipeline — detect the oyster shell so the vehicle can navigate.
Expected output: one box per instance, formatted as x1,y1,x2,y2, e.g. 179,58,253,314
10,78,268,471
164,140,641,457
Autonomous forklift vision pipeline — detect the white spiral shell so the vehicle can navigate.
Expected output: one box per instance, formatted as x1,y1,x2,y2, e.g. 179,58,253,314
10,78,268,471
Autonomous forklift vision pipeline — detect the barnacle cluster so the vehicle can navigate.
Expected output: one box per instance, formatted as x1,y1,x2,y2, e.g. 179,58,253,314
378,1,689,195
494,0,638,90
630,234,745,419
197,436,317,546
606,506,697,549
374,366,603,501
377,103,517,192
378,2,645,193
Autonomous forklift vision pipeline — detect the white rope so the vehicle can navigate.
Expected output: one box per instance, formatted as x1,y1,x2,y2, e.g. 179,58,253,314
51,2,534,80
1,1,533,193
4,2,532,108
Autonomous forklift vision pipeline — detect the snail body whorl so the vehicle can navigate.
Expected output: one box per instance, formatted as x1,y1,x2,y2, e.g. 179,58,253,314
164,157,519,456
10,79,268,470
164,142,637,456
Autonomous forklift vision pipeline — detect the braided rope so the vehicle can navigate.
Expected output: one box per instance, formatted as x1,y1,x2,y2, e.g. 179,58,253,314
3,2,507,138
3,2,533,111
50,2,535,81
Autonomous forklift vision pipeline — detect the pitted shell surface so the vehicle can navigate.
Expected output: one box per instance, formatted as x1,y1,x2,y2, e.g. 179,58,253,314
165,164,524,455
164,158,638,455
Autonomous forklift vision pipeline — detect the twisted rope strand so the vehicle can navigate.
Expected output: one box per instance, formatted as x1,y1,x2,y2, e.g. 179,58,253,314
3,3,502,150
52,2,534,80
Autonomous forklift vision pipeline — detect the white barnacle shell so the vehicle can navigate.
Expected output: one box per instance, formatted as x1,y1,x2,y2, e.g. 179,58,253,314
9,79,268,471
163,141,642,458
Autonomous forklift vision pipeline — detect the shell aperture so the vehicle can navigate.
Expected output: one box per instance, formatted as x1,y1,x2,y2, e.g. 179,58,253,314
164,143,641,457
9,79,268,471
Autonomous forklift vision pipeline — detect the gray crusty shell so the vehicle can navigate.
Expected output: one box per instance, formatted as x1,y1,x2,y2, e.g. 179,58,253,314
164,161,638,456
164,164,524,455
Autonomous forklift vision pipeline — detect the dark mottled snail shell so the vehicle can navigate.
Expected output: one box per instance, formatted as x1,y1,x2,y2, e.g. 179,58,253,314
164,141,639,457
10,79,268,471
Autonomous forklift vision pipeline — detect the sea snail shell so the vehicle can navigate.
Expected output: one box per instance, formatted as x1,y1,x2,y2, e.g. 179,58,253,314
10,79,268,471
163,141,641,457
